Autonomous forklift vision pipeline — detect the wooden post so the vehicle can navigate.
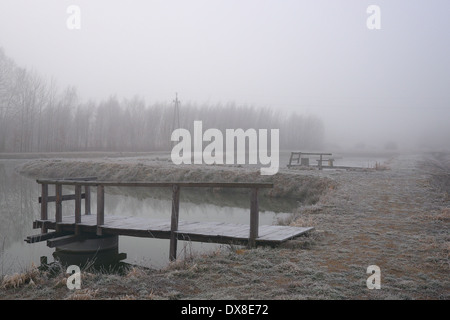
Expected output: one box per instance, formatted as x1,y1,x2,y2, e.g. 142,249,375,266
249,188,259,248
319,154,323,170
74,185,81,235
40,184,48,233
169,184,180,261
96,185,104,236
55,184,62,233
84,186,91,215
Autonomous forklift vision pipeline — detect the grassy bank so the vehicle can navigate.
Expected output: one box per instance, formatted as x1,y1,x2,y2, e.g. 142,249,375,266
17,157,335,203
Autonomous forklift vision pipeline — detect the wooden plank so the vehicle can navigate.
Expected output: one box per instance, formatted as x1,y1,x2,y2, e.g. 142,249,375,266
295,152,332,156
47,234,86,248
180,223,249,239
144,220,173,231
288,152,294,167
75,185,82,235
128,221,171,231
102,217,172,232
40,184,48,233
75,215,97,225
175,232,249,245
97,185,104,236
30,214,314,246
33,220,54,230
223,225,251,238
75,185,82,223
36,180,274,189
25,231,60,244
176,222,250,242
257,227,314,241
257,225,295,239
177,221,228,236
38,193,86,204
63,177,97,181
249,188,259,247
85,186,91,215
175,222,251,245
55,184,62,233
169,184,180,261
102,227,171,239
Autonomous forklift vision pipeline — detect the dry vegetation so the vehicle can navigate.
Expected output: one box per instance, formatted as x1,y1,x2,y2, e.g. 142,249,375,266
17,157,333,203
1,152,449,300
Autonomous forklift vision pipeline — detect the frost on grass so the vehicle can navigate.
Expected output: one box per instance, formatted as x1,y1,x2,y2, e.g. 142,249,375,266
17,157,334,203
1,263,40,289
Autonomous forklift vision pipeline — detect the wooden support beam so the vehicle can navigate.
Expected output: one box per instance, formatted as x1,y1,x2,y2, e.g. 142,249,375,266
85,186,91,215
249,188,259,248
40,184,48,233
55,184,62,233
75,185,82,235
47,234,86,248
63,176,97,181
39,193,85,204
25,231,60,244
97,185,104,236
169,184,180,261
36,180,274,189
33,220,53,230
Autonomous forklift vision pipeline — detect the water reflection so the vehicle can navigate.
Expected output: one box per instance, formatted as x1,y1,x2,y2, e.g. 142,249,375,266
0,160,50,275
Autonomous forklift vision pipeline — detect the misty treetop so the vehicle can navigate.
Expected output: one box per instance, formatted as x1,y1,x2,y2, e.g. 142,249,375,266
0,48,324,153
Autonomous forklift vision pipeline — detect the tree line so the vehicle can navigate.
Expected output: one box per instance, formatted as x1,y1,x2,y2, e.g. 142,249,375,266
0,48,324,153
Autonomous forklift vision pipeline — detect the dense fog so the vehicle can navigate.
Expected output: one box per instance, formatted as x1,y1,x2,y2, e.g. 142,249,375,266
0,1,449,153
0,48,324,152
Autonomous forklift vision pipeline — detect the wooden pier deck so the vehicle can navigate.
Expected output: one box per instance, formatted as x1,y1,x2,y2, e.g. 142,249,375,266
26,178,314,261
31,214,313,247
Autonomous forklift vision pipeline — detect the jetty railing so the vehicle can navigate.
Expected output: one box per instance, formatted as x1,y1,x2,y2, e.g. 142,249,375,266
36,178,273,260
288,152,333,170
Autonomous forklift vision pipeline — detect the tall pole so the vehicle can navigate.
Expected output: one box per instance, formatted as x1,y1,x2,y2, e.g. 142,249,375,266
171,93,181,148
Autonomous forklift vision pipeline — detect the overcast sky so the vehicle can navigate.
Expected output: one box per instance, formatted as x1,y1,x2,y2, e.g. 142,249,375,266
0,0,449,150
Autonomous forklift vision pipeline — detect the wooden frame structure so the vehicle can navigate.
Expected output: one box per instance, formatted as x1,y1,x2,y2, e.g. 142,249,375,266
32,178,275,260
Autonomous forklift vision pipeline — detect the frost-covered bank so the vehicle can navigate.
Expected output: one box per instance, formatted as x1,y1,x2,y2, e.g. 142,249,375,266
17,157,334,203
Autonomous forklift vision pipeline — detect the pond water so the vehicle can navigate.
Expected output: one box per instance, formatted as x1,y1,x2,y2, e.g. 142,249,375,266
0,159,297,273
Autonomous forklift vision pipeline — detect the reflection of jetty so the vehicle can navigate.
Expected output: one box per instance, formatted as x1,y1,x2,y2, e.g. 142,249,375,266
26,179,313,261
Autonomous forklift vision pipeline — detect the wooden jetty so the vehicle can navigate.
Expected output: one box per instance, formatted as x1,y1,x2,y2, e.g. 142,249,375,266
288,152,333,170
26,178,313,261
